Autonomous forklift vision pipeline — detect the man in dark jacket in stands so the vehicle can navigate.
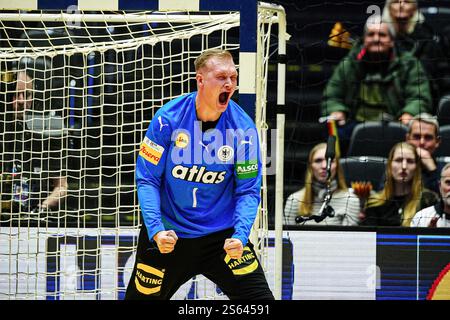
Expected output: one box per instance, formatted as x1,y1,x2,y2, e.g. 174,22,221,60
321,14,432,152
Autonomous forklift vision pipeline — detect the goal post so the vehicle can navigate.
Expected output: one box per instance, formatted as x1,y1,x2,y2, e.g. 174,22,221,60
0,0,286,300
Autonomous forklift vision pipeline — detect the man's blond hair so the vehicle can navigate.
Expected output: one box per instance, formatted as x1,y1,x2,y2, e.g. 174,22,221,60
194,49,234,72
408,112,440,137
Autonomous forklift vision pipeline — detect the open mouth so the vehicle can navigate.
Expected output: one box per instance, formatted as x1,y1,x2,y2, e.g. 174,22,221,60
219,92,229,105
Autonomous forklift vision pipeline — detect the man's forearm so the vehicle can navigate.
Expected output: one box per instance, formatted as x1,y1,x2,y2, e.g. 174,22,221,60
41,185,68,209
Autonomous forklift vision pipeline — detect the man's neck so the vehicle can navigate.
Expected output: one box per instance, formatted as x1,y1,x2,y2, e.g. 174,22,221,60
195,96,221,122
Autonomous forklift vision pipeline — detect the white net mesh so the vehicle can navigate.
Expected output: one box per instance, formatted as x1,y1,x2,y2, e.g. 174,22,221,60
0,6,281,300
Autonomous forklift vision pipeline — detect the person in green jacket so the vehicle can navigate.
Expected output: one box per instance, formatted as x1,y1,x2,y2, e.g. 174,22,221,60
321,14,432,151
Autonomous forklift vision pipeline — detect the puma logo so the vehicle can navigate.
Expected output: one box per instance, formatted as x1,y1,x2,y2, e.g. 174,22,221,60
199,141,209,153
158,116,168,131
240,137,253,145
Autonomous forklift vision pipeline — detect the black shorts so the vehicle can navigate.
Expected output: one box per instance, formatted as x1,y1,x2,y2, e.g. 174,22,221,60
125,226,274,300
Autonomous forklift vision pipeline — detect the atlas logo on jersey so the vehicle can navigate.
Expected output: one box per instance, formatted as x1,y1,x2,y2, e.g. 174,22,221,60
172,165,226,184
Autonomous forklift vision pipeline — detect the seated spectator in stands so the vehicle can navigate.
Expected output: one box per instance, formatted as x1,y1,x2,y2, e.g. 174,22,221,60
1,57,67,216
321,14,432,151
411,163,450,227
361,142,438,227
378,113,442,192
284,142,360,225
406,113,442,193
383,0,450,112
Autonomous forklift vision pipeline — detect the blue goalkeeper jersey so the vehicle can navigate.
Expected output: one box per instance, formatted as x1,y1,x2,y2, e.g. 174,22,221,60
136,92,262,246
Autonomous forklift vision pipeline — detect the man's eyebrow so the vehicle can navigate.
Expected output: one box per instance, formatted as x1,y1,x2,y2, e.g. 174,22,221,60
216,70,238,76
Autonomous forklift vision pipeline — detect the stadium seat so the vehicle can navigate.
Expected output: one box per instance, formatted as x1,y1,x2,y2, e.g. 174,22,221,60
340,156,387,192
436,156,450,173
347,121,408,157
437,94,450,126
435,125,450,157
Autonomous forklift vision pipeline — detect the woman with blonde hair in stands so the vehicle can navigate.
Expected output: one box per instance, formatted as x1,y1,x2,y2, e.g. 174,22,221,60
284,142,359,225
362,142,438,227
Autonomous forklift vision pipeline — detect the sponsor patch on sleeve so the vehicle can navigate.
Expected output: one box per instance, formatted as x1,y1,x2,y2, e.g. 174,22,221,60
139,136,165,165
235,160,259,179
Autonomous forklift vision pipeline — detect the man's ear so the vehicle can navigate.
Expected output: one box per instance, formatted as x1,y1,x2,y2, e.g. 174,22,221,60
196,73,203,87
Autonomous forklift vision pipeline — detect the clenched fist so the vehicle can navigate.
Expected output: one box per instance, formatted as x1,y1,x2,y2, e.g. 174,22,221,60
153,230,178,254
224,238,244,260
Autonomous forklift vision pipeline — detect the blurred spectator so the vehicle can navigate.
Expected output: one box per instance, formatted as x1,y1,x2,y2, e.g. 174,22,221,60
377,113,442,192
383,0,450,113
361,142,438,227
321,14,431,152
411,163,450,227
284,142,360,225
1,57,67,216
405,113,442,193
11,70,33,120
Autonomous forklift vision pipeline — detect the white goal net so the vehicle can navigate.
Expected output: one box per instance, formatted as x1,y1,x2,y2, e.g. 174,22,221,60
0,3,285,300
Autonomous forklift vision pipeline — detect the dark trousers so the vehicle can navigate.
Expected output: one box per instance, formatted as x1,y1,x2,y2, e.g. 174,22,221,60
125,226,274,300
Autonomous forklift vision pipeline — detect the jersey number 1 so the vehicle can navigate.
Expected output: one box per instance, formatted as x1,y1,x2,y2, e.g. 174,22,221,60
192,188,198,208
